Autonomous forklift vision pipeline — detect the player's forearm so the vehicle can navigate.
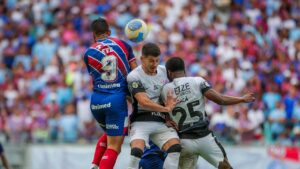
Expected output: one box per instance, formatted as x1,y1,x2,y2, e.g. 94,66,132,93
219,95,244,105
139,99,170,112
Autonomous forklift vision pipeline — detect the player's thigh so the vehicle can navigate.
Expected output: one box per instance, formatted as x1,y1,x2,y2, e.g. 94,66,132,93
197,133,228,168
180,138,197,155
90,93,107,129
179,152,198,169
129,122,156,147
150,123,179,150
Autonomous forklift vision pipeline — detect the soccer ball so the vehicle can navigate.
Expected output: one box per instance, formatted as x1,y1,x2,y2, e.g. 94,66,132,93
124,19,148,43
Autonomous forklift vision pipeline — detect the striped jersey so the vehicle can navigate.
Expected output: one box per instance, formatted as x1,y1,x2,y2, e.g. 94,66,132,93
83,37,135,94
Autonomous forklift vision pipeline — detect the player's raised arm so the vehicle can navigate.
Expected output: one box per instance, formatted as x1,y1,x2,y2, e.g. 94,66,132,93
204,88,255,105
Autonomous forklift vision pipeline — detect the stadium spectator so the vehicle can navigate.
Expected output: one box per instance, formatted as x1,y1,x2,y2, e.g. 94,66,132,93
58,103,78,143
268,102,286,141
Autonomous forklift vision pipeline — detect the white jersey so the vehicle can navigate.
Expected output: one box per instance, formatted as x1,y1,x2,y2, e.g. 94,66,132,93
127,65,169,122
161,76,212,138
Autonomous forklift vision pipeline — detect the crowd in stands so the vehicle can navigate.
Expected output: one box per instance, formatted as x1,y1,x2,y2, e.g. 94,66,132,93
0,0,299,146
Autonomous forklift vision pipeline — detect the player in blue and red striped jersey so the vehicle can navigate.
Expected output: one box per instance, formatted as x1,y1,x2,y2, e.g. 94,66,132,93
83,17,137,169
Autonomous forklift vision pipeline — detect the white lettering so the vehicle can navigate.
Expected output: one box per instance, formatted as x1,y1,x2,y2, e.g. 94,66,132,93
98,83,121,89
91,103,111,110
106,124,119,129
151,112,166,119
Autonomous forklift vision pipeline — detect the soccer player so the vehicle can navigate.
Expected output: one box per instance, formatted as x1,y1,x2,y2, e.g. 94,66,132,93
0,143,11,169
127,43,181,169
83,17,137,169
161,57,256,169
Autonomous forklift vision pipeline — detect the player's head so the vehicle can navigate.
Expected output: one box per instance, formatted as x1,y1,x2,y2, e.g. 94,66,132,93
141,43,161,74
91,17,111,41
165,57,185,81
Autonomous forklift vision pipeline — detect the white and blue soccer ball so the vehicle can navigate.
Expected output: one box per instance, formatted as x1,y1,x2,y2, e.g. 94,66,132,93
124,19,148,43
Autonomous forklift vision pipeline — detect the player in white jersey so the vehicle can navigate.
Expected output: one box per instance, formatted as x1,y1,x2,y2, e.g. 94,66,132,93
127,43,181,169
161,57,255,169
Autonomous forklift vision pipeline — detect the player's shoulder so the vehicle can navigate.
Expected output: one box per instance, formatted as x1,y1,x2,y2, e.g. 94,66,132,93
109,37,124,43
190,76,206,83
157,65,167,76
162,82,172,90
157,65,166,72
191,76,211,89
127,65,142,80
84,42,98,53
88,42,100,49
174,76,207,87
162,79,174,91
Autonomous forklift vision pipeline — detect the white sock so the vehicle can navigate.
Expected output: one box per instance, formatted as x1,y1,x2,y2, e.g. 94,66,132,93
127,155,141,169
163,152,180,169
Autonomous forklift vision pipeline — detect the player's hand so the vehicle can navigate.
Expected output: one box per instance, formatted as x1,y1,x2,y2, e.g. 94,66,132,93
164,90,177,112
242,93,255,103
166,118,179,131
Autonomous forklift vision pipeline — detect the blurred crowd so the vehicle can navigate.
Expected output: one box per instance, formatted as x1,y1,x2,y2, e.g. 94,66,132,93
0,0,300,146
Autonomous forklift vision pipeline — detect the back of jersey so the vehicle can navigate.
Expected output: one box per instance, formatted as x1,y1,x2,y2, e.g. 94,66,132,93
83,37,135,94
161,76,212,138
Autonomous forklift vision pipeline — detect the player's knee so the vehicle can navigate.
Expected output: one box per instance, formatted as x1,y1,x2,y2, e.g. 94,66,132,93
166,144,181,153
131,147,143,158
218,158,233,169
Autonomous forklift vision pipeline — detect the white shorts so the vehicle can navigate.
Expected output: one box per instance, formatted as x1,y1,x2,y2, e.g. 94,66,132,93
129,121,179,149
179,133,226,169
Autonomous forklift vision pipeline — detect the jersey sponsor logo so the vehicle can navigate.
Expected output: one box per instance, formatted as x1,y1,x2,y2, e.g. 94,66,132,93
151,112,166,119
106,124,119,129
91,103,111,110
98,83,121,88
